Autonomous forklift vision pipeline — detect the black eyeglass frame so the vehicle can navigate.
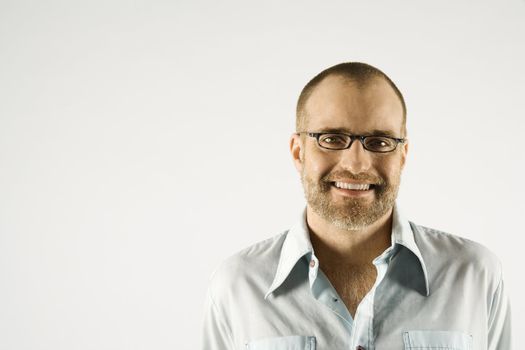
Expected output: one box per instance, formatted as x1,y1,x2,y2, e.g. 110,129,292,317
297,131,407,153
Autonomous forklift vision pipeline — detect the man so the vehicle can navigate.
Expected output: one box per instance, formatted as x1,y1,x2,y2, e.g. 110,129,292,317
201,62,511,349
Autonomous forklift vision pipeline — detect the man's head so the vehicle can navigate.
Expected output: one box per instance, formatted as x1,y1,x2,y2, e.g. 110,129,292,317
290,62,408,230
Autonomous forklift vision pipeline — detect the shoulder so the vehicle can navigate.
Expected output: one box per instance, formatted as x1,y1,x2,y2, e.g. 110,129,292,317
411,222,503,290
207,230,288,301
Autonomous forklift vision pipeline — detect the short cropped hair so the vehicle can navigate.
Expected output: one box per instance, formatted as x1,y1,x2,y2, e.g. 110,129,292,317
296,62,407,135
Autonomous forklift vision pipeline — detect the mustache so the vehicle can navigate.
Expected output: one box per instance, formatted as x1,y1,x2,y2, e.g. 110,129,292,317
322,171,386,186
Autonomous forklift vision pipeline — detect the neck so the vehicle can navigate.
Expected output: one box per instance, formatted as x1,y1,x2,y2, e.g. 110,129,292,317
306,206,393,267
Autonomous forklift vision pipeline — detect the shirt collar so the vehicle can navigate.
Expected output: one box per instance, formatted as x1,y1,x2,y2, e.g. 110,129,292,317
264,208,312,299
391,204,430,296
264,203,430,299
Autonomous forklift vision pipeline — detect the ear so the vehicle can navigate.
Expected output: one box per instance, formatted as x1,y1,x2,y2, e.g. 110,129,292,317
290,133,304,173
400,139,409,169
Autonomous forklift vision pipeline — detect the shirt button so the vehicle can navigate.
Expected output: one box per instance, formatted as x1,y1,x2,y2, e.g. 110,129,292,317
309,259,316,267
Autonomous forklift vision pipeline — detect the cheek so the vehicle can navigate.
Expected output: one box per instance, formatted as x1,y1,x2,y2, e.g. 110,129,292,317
304,151,336,177
379,158,404,179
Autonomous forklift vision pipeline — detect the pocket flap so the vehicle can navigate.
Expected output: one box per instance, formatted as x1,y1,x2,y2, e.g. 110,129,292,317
246,335,316,350
403,330,472,349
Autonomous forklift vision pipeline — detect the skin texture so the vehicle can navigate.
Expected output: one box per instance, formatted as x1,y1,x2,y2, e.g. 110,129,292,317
289,75,408,316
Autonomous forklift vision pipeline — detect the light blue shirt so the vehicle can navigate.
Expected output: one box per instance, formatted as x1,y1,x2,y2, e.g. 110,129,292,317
202,205,511,349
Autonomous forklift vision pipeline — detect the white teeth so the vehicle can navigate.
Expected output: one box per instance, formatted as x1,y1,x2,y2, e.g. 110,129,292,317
334,181,371,191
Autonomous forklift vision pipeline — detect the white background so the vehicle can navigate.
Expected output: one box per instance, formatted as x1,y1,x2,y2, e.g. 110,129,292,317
1,0,524,349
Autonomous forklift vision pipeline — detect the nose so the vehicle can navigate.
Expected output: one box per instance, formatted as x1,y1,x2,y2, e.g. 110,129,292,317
338,139,372,173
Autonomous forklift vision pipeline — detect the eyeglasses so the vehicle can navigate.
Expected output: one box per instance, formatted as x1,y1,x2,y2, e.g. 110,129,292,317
297,132,406,153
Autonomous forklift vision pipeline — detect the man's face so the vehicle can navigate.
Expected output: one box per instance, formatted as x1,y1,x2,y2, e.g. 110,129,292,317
291,75,408,230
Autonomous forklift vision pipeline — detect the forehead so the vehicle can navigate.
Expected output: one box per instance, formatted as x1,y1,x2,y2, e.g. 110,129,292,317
303,75,404,135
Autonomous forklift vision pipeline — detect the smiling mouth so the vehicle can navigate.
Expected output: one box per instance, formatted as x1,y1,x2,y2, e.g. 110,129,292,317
331,181,376,191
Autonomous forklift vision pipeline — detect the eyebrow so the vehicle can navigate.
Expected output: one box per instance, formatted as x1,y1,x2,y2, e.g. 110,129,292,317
315,128,399,138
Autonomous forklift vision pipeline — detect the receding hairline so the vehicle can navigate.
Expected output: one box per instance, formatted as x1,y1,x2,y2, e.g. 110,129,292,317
296,62,407,135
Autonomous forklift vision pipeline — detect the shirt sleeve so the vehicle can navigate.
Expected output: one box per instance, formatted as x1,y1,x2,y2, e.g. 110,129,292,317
201,287,234,350
487,277,512,350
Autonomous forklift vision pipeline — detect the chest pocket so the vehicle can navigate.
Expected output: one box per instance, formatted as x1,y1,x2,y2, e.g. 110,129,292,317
403,330,472,350
245,335,316,350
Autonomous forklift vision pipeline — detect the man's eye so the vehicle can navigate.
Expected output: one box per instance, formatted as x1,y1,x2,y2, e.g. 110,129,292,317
366,137,395,150
368,139,387,147
321,135,345,144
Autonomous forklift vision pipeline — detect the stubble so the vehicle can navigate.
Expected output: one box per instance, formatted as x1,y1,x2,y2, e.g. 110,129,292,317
301,168,401,230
